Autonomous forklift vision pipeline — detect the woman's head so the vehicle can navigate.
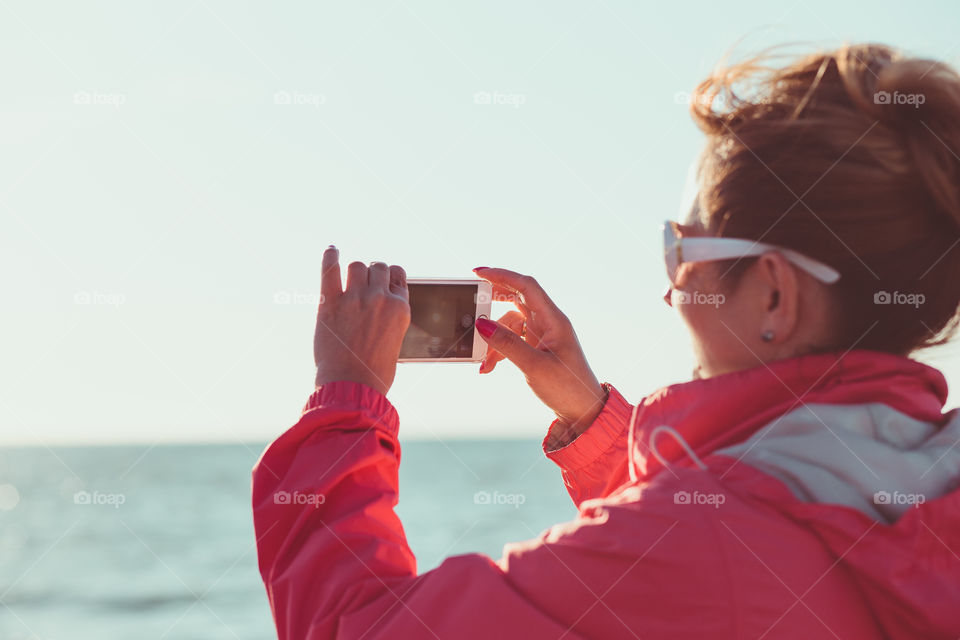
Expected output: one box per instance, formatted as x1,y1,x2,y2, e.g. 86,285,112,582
669,43,960,378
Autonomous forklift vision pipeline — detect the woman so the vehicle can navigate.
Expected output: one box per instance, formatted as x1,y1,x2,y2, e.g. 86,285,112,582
252,43,960,639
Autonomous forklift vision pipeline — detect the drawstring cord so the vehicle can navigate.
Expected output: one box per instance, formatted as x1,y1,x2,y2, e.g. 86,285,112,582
649,425,708,472
628,402,707,480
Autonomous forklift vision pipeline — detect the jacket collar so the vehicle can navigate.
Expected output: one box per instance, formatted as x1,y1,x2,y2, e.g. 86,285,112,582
628,349,948,482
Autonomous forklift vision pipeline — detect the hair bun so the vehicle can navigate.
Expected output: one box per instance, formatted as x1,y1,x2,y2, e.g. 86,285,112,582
871,58,958,125
858,52,960,228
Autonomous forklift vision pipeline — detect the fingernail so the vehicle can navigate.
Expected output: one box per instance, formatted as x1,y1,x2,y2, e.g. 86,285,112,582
475,317,496,338
472,266,489,272
328,244,337,251
478,360,486,373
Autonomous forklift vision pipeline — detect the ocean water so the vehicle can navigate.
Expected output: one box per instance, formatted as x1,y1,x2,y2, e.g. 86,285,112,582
0,440,576,640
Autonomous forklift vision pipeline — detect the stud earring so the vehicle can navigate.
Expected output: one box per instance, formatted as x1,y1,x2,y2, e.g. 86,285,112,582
761,330,774,343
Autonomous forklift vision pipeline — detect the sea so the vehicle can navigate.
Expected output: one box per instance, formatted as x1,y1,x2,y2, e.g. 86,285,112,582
0,440,577,640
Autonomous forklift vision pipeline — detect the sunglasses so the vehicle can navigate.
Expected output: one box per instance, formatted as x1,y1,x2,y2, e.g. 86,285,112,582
661,220,841,286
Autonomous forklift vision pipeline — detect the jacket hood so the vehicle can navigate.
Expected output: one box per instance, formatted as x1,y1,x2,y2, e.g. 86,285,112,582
628,350,960,638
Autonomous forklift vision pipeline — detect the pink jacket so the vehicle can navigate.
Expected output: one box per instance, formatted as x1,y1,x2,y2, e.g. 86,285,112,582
252,350,960,639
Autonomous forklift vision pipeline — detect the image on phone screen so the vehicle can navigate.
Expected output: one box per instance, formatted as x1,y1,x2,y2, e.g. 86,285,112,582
399,281,491,361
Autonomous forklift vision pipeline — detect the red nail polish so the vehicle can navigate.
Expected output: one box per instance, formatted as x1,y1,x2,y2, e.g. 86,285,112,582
472,266,489,271
475,317,496,338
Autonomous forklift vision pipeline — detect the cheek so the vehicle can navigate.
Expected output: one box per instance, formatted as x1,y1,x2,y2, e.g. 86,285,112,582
672,266,727,332
676,299,725,357
672,271,743,372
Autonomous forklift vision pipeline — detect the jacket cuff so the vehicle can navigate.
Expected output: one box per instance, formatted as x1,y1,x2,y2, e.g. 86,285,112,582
302,380,399,435
543,384,633,471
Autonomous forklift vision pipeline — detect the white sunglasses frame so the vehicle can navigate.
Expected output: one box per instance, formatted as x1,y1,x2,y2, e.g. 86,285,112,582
662,220,841,285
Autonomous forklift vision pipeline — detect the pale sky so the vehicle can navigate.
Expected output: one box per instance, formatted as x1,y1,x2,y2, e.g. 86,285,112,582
2,0,959,445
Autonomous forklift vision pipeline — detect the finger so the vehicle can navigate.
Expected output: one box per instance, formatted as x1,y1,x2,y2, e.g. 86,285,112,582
473,268,560,315
321,245,342,300
345,261,368,293
389,265,408,302
475,316,544,374
480,310,524,373
368,261,390,290
480,311,523,373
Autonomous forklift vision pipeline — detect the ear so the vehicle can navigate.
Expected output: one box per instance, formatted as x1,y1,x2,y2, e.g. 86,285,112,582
755,252,800,343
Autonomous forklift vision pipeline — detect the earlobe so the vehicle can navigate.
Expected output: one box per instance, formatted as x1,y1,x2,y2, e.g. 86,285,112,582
758,252,800,346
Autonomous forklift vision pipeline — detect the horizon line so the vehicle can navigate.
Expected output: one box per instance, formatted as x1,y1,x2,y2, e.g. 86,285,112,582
0,434,545,448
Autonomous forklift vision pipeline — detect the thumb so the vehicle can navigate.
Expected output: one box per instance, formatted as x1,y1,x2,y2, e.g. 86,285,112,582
475,317,544,373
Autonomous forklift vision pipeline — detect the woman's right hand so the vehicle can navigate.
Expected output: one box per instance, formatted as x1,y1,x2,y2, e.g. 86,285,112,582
472,267,608,436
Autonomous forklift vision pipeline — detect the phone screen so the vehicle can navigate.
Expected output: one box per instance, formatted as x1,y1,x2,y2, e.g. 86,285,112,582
399,283,480,359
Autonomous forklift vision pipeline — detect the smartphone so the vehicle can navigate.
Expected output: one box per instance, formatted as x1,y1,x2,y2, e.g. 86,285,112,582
398,279,493,362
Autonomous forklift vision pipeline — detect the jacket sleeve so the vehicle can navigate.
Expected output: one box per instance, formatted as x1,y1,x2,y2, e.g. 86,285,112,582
251,381,737,639
251,380,585,639
541,384,636,508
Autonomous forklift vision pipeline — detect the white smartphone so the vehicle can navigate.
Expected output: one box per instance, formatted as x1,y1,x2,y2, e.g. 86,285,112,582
398,279,493,362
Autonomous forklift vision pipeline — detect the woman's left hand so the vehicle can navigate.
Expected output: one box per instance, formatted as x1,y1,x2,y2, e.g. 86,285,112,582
313,246,411,395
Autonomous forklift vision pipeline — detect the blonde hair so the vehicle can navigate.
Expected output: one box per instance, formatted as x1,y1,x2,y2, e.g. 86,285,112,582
689,43,960,354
